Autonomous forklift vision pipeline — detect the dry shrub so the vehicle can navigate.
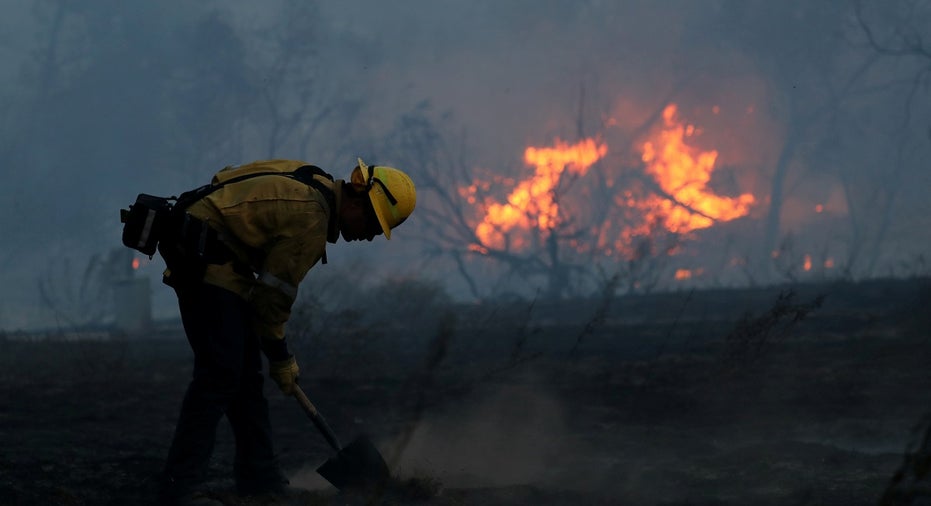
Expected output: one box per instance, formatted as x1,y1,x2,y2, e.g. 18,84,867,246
287,272,455,378
719,289,825,374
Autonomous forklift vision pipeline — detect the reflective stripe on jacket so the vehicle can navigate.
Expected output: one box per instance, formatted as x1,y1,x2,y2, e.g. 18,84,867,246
183,160,334,340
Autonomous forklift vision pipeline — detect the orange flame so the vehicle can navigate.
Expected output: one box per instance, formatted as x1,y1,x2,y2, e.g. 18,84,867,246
675,268,705,280
640,104,755,234
132,258,140,270
464,103,756,265
474,138,607,248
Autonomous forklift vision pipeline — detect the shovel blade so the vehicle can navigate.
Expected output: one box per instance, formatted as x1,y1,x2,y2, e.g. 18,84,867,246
317,435,391,491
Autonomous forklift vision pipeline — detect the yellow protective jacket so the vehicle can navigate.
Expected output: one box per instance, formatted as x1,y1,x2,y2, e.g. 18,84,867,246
177,159,341,341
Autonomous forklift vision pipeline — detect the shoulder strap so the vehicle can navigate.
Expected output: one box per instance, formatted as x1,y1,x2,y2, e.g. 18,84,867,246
173,165,337,265
290,165,337,264
175,165,336,212
291,165,336,210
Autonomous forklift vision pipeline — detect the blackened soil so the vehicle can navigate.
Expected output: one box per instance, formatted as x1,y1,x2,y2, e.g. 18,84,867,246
1,278,929,505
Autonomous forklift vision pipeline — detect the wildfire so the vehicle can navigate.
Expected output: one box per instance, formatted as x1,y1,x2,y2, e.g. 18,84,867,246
640,104,755,233
675,268,704,280
473,138,608,248
132,258,141,270
464,102,757,265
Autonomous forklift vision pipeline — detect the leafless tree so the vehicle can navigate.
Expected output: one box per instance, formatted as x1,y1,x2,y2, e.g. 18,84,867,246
225,2,366,163
713,1,893,279
852,0,931,276
36,252,116,330
381,93,707,300
856,0,931,118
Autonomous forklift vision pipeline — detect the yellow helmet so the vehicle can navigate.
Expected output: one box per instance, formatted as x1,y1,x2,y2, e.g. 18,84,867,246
350,158,416,239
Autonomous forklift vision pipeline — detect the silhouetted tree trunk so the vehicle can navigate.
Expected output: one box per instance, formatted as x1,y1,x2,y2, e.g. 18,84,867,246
762,129,798,269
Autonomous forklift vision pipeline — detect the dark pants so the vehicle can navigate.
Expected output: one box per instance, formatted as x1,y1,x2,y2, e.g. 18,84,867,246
161,281,282,497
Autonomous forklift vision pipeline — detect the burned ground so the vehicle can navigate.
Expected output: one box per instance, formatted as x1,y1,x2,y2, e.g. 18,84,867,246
1,278,930,505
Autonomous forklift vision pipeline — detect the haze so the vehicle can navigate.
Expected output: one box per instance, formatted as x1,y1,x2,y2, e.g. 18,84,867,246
0,0,928,330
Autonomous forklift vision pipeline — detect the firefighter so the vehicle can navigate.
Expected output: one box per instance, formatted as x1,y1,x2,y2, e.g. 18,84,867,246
156,158,415,505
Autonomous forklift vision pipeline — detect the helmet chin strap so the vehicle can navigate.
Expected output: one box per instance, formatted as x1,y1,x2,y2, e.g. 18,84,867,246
371,177,398,205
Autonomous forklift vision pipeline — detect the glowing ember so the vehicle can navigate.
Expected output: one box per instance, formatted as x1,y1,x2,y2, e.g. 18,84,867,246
675,268,705,280
132,258,140,270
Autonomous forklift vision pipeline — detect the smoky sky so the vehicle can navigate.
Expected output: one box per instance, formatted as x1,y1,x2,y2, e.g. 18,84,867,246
0,0,928,329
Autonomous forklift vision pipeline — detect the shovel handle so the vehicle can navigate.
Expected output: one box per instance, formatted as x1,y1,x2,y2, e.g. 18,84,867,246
293,384,343,452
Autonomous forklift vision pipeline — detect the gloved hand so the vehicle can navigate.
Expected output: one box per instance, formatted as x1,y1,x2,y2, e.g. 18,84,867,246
269,356,300,395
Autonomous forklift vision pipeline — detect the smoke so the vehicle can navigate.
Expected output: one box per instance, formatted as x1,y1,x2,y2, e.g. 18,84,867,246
374,379,722,501
385,382,569,488
289,380,576,492
2,1,930,330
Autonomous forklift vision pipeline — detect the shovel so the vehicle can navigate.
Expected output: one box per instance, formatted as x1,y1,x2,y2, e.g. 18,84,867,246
293,384,391,491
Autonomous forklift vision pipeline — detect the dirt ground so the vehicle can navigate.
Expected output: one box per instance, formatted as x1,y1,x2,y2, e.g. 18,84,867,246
1,278,930,505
